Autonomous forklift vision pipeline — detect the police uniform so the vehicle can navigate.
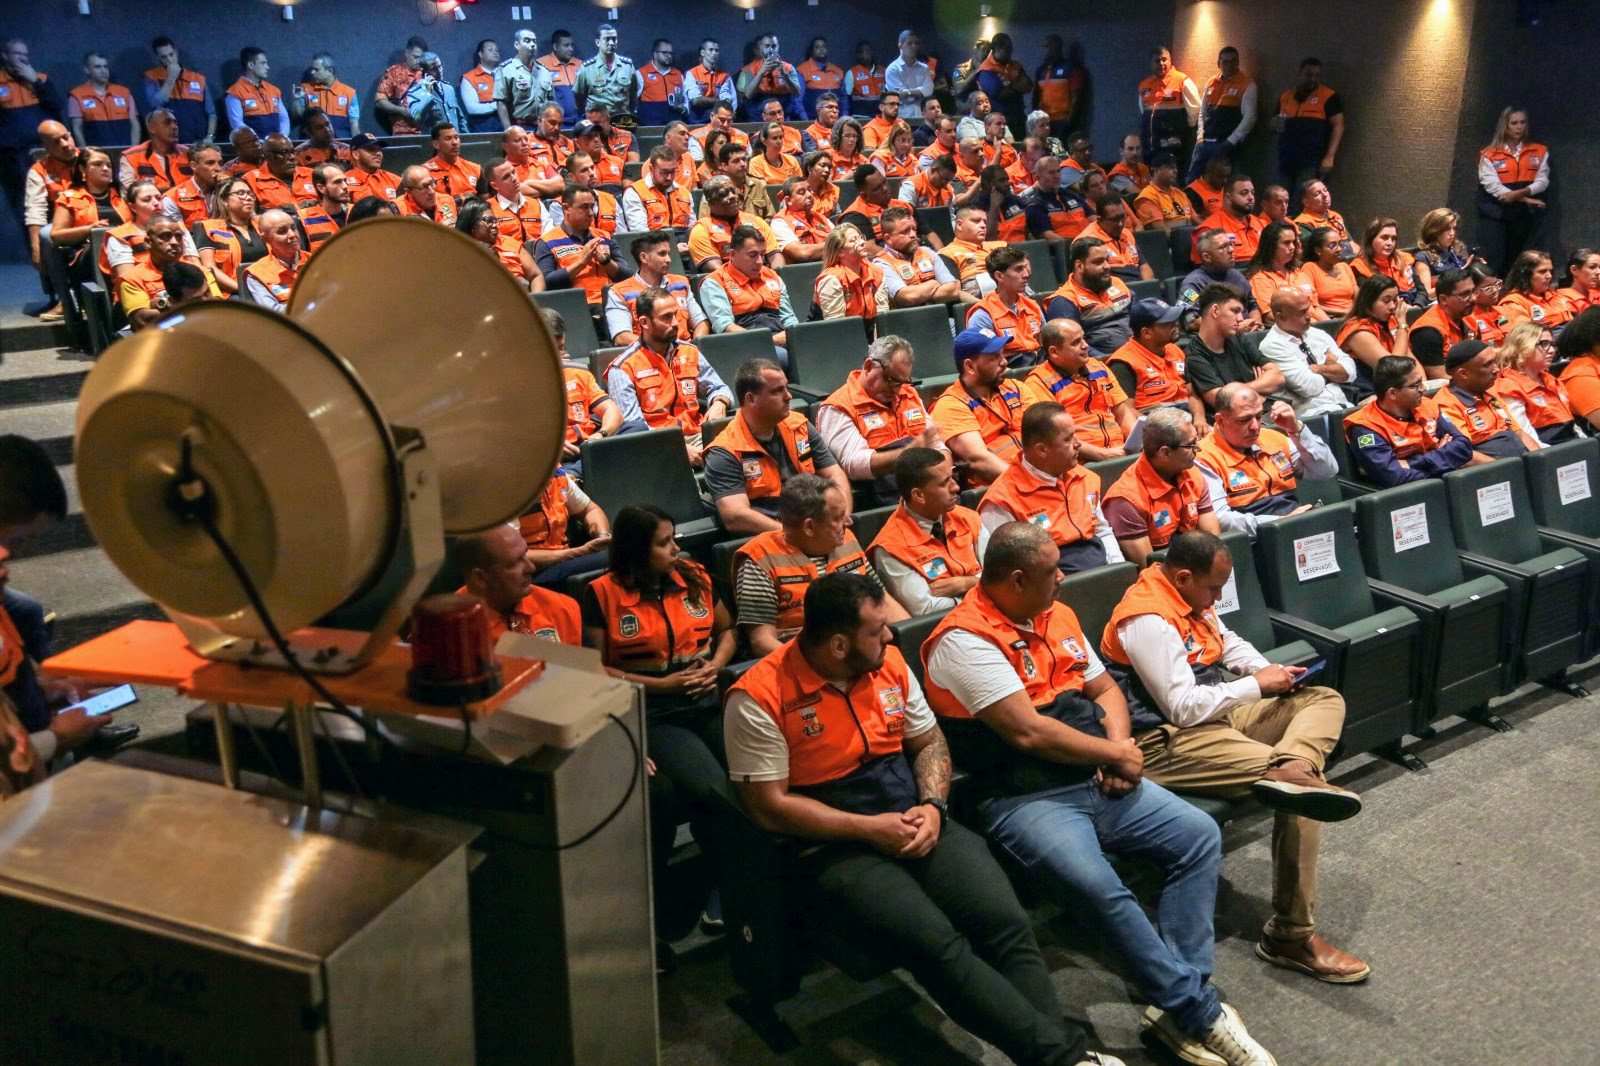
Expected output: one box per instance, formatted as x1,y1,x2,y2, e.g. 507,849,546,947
574,53,638,117
493,57,554,126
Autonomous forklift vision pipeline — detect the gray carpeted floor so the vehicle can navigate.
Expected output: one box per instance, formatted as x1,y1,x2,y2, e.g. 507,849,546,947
652,665,1600,1065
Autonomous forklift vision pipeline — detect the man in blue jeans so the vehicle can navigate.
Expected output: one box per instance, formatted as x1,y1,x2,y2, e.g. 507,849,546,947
923,521,1276,1066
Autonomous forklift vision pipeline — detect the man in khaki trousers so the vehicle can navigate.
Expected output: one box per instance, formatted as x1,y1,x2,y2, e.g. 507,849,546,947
1099,530,1369,984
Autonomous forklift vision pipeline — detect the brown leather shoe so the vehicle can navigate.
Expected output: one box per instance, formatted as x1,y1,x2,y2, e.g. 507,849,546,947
1250,761,1361,822
1255,932,1371,983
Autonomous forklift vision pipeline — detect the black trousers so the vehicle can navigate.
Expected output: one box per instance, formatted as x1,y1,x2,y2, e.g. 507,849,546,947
802,820,1091,1065
1476,204,1543,276
646,709,729,909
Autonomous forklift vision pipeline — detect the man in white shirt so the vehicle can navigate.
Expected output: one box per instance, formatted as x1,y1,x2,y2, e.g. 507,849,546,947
1099,530,1370,985
884,30,935,121
977,404,1123,573
1258,288,1354,419
869,448,985,617
1194,385,1338,538
816,335,944,505
922,522,1276,1066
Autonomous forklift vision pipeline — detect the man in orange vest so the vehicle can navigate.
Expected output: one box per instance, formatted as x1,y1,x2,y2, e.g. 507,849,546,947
1187,47,1256,186
978,402,1123,573
1102,407,1220,565
604,231,709,346
69,52,139,148
294,163,350,254
875,207,963,309
1434,340,1537,458
732,476,900,653
620,145,695,242
396,165,457,225
422,122,482,201
454,524,581,646
924,521,1278,1065
1102,530,1368,984
343,133,402,203
480,157,544,282
724,572,1101,1064
500,124,565,200
1342,356,1476,487
1196,173,1265,264
160,141,223,228
768,177,833,264
246,133,315,211
816,335,943,506
1133,152,1197,233
930,328,1027,486
1409,268,1481,376
517,466,613,589
1079,196,1152,284
1274,58,1345,190
458,39,502,134
530,185,630,306
242,207,308,313
737,33,806,121
117,108,190,192
686,176,779,272
292,109,350,168
293,51,361,139
1023,319,1138,461
869,448,986,616
1106,298,1207,426
966,246,1044,365
225,47,289,138
698,224,798,364
1194,385,1337,538
604,288,732,464
144,36,214,142
1020,157,1090,247
705,359,849,534
117,215,221,330
1049,236,1141,359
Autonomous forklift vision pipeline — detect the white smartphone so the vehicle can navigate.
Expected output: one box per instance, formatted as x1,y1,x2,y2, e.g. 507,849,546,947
69,684,139,718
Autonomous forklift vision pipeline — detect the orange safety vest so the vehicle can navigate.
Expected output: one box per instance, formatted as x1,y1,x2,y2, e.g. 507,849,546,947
1035,63,1077,122
28,156,74,216
742,59,800,98
293,141,352,168
298,79,358,130
245,165,317,210
54,185,127,238
798,60,846,93
774,206,833,248
120,142,192,192
942,237,1005,284
1198,208,1266,262
1410,304,1478,362
1556,286,1596,317
164,177,214,226
226,77,285,134
904,169,953,208
709,411,818,507
461,65,496,105
1343,394,1452,462
690,122,749,156
929,379,1025,478
518,473,572,550
1559,356,1600,421
424,154,483,201
1101,564,1224,671
1292,208,1351,246
729,638,915,793
590,565,717,675
243,251,309,304
1020,359,1129,450
734,529,870,638
486,195,543,277
815,262,885,320
294,201,345,251
99,220,149,278
966,292,1044,353
1334,314,1396,356
539,225,614,303
1186,177,1224,217
848,65,887,103
1479,141,1548,188
1277,86,1336,122
1107,337,1191,409
464,585,581,645
981,459,1103,549
1493,366,1572,429
345,166,402,202
749,151,803,185
924,584,1097,724
838,196,912,243
629,176,693,230
606,340,708,435
1498,289,1573,330
874,244,942,287
1080,221,1141,273
609,271,698,336
1195,426,1299,511
1464,307,1508,345
397,192,457,226
70,82,136,134
1107,161,1151,192
860,116,895,151
820,370,931,448
562,366,609,443
869,503,983,585
803,120,834,147
1350,250,1417,294
1102,454,1208,549
1434,384,1514,446
530,132,575,168
1139,69,1191,110
197,222,247,282
709,261,786,315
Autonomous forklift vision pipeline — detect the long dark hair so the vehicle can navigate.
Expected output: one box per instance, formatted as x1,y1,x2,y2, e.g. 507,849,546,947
1504,249,1550,296
1349,273,1398,323
1247,220,1300,274
609,504,710,603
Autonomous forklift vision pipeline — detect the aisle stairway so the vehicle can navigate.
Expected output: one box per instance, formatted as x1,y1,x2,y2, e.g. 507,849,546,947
2,313,163,651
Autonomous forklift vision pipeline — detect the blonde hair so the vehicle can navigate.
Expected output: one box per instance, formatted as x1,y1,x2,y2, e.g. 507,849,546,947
1483,106,1529,153
1418,208,1459,251
821,223,863,268
1497,321,1549,370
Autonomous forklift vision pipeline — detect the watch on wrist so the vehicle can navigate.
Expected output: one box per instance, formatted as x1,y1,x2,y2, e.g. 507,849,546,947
920,795,948,820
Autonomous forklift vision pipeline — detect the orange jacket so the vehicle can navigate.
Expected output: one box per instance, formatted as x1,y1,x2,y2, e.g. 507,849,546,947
980,459,1103,550
1101,564,1224,669
1102,454,1208,549
924,587,1095,719
1107,338,1191,410
869,504,983,585
1020,359,1130,450
606,341,708,435
1195,426,1299,512
735,528,869,638
589,564,716,675
709,412,817,506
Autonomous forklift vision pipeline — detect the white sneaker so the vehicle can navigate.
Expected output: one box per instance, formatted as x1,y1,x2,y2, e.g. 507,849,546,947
1198,1003,1277,1066
1142,1006,1227,1066
1074,1052,1127,1066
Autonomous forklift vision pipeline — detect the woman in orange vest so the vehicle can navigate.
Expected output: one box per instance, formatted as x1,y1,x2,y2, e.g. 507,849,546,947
1498,250,1573,332
581,504,738,944
828,119,868,181
695,129,731,188
1336,274,1411,392
1465,262,1508,343
1557,248,1600,318
812,223,887,322
1246,220,1327,325
1557,308,1600,433
49,148,129,281
870,121,919,184
1493,322,1576,445
1302,226,1358,317
799,151,840,218
748,120,803,185
97,180,165,282
194,175,266,295
1476,107,1549,274
1350,217,1422,307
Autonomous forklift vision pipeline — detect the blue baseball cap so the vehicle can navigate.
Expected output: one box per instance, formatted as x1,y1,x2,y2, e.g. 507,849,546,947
953,327,1009,368
1129,298,1184,332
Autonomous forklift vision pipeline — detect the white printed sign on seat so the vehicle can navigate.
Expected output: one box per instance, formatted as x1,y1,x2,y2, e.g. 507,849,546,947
1293,531,1338,581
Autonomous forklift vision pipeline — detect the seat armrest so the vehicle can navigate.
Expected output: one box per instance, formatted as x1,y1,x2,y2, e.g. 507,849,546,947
1458,550,1535,582
1368,580,1438,616
1266,610,1349,682
1335,476,1374,497
1539,529,1598,556
787,384,828,402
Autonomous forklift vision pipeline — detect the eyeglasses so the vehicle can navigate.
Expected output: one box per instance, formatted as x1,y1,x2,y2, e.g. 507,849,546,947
1536,339,1558,350
1169,439,1201,452
1398,381,1426,393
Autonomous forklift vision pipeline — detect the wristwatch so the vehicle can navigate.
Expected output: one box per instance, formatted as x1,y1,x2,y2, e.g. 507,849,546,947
919,796,949,821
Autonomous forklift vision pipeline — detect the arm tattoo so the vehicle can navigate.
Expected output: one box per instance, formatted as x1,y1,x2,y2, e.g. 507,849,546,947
912,727,953,802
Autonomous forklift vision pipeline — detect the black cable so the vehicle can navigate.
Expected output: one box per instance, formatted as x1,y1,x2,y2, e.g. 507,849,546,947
520,713,642,852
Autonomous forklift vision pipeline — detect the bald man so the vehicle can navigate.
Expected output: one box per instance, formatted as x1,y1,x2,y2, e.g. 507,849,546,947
24,119,78,316
1258,286,1355,418
242,207,309,312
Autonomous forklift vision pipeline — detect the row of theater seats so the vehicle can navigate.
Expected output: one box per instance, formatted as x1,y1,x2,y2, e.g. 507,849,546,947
702,436,1600,1025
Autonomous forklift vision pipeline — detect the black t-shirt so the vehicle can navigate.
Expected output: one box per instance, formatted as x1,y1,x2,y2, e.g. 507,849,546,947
703,423,838,516
1178,330,1271,407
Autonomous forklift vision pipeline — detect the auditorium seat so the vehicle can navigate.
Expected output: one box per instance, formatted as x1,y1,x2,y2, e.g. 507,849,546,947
914,206,954,246
847,504,896,551
1161,275,1182,304
1127,279,1161,302
1355,481,1515,735
1255,504,1424,761
1443,460,1594,690
775,261,823,304
531,289,601,360
711,534,755,603
1206,531,1319,666
1016,239,1060,291
580,428,721,552
889,610,948,687
1087,453,1137,485
589,345,624,378
1522,438,1600,656
699,329,779,385
1134,228,1175,281
787,317,870,396
878,304,954,371
1168,225,1195,274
